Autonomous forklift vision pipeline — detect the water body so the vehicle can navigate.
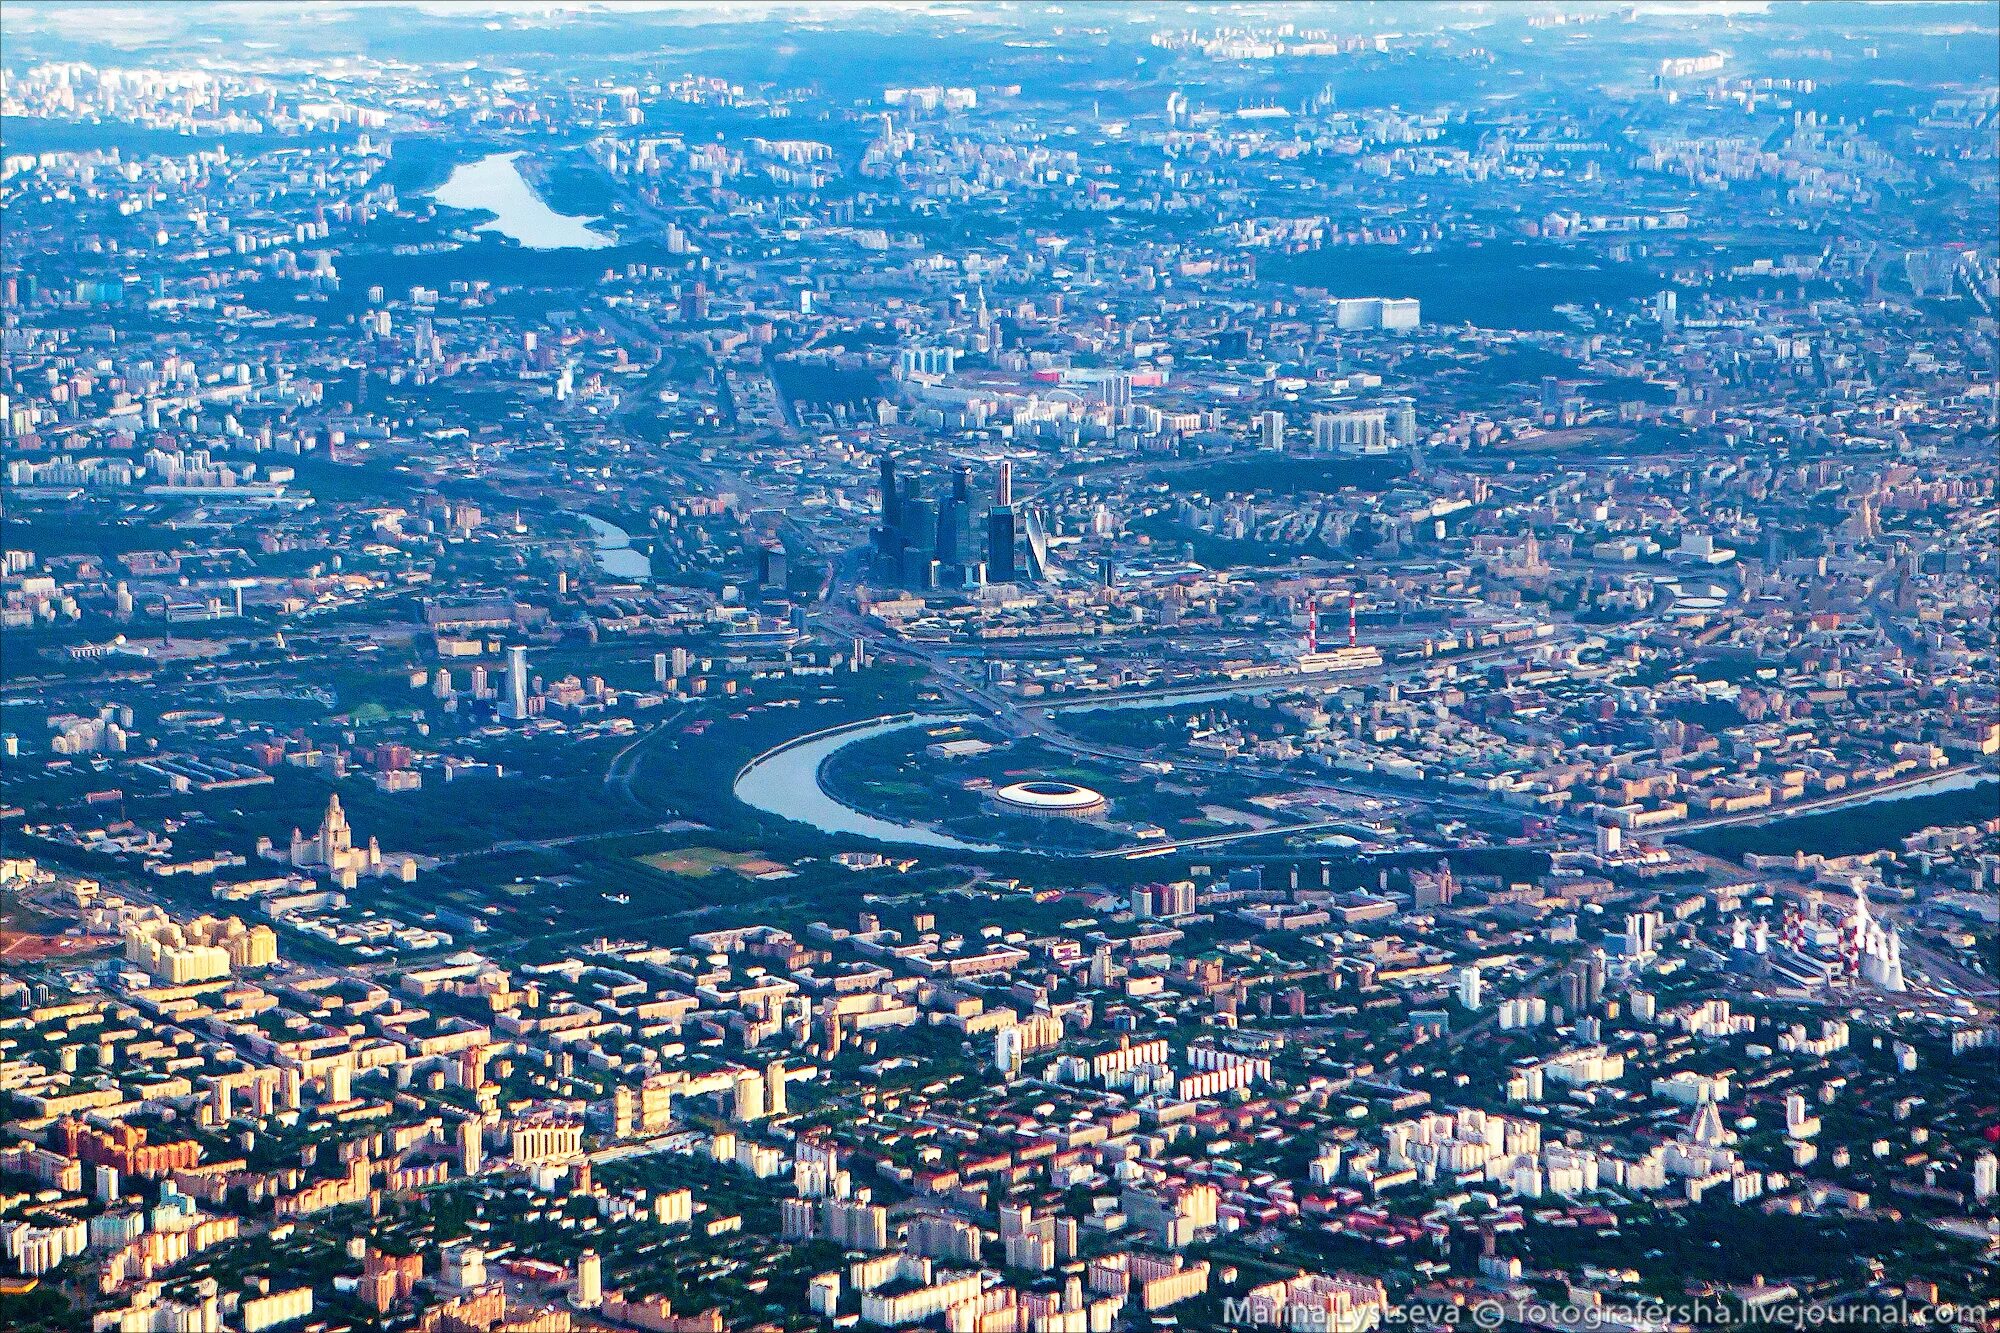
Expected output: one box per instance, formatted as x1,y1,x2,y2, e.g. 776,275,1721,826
1685,773,1997,861
1058,681,1298,714
1839,768,1994,809
733,715,1002,852
429,152,613,250
579,514,652,582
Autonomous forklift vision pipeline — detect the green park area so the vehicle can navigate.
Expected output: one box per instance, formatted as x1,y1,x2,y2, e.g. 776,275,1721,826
640,846,794,880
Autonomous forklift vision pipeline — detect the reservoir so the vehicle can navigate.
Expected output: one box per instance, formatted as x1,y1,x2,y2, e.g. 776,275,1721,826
430,152,614,250
733,715,1002,852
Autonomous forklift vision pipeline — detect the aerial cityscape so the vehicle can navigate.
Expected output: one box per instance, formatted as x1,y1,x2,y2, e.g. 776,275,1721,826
0,2,1996,1331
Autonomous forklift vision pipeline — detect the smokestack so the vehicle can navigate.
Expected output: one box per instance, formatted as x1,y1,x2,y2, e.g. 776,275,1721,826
995,460,1013,508
1348,591,1358,648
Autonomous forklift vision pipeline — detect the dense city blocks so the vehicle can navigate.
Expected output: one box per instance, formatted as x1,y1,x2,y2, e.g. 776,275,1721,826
0,5,1996,1333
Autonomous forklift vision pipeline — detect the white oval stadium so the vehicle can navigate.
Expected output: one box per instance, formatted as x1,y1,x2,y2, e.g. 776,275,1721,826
990,779,1108,819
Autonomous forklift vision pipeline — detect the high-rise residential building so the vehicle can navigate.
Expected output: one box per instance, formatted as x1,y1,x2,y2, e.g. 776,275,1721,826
878,454,899,533
987,507,1017,582
758,544,787,590
1022,507,1054,582
1259,409,1285,451
503,645,530,721
766,1060,787,1116
934,494,962,568
900,494,937,583
458,1119,483,1177
1390,397,1417,444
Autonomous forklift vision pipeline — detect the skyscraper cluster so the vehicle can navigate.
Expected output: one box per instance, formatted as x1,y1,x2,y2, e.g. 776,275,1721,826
875,455,1025,589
